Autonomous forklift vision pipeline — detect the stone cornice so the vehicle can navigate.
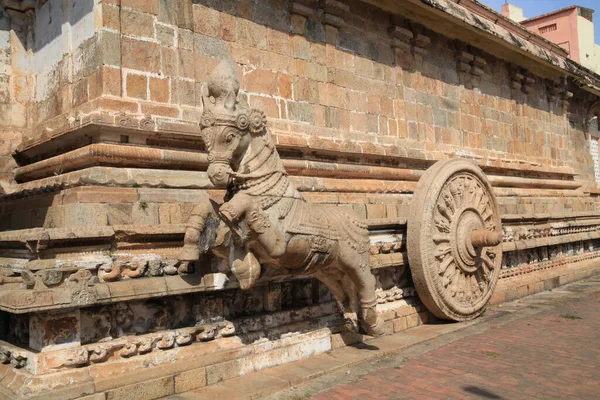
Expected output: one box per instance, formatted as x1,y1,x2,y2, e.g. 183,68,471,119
360,0,600,96
452,0,569,58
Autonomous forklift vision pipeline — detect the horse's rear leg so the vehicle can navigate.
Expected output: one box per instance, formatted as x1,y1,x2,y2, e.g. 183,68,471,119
314,270,359,333
337,249,384,337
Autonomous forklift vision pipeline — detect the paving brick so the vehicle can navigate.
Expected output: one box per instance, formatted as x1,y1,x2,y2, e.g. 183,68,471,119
311,279,600,400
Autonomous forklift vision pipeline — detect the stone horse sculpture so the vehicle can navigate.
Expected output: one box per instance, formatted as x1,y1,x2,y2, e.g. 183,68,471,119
179,60,384,336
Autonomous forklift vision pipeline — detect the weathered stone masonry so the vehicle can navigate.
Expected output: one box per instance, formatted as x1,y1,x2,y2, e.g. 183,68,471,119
1,0,600,398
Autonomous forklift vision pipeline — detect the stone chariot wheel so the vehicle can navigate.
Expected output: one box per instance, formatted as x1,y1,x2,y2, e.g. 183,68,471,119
407,159,502,321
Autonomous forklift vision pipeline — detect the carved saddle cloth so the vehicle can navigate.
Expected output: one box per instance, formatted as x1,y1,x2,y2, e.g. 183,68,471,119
285,202,369,254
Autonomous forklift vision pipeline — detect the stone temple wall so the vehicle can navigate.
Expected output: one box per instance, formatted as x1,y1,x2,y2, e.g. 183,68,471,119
1,0,600,398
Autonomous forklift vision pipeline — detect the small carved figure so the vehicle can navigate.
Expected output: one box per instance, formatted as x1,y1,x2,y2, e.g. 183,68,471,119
179,60,383,336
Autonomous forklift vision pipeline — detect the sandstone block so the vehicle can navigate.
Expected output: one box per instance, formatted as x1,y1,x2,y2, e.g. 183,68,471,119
122,0,159,14
393,316,408,332
121,8,155,38
63,204,108,227
100,30,122,67
126,74,148,99
102,4,120,30
157,24,175,47
150,77,170,103
158,0,193,29
220,12,237,41
132,202,159,225
141,103,180,118
406,313,420,328
105,376,175,400
206,357,255,385
122,37,161,73
193,4,220,37
175,367,207,393
102,66,122,96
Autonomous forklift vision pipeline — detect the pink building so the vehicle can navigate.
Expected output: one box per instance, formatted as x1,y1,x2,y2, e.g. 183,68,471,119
502,4,600,72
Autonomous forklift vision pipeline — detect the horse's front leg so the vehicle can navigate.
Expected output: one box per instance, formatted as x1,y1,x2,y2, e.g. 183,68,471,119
219,193,286,258
179,197,220,262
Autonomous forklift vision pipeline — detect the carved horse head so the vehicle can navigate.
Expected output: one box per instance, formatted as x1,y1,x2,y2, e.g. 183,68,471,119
200,60,267,188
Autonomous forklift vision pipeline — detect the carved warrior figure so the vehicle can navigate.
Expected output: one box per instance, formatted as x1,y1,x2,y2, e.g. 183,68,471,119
179,60,384,336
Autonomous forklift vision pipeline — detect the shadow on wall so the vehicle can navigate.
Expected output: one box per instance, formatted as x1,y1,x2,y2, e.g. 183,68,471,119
3,0,94,50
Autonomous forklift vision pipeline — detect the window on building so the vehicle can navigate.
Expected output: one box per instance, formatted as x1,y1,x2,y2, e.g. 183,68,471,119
539,24,557,34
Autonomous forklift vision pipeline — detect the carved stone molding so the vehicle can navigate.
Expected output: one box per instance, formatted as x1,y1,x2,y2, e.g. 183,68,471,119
319,0,347,29
289,0,347,35
510,66,535,94
547,76,573,108
389,20,430,69
456,50,486,77
412,33,431,56
290,0,317,18
389,25,413,53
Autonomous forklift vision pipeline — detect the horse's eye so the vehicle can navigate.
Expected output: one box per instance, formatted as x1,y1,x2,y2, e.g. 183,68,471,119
226,133,234,143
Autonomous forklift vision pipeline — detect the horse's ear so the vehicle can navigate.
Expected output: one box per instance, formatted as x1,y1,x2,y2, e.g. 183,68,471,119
224,90,236,111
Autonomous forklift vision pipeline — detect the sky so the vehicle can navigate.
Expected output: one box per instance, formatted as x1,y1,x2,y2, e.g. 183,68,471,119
480,0,600,44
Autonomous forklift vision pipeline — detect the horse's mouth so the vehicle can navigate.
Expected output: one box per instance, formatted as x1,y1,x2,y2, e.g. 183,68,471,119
207,162,233,188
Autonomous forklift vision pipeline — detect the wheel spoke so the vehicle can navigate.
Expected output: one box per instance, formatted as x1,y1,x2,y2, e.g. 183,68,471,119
438,256,454,275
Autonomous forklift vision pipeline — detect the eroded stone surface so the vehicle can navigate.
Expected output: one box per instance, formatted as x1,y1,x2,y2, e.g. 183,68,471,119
1,0,600,398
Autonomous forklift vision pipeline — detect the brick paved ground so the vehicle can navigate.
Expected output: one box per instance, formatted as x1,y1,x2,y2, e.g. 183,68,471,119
175,276,600,400
311,283,600,400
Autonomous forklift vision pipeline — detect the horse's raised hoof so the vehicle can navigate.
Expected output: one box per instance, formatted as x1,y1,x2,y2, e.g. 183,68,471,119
219,193,254,224
231,250,261,290
362,307,385,337
178,245,200,261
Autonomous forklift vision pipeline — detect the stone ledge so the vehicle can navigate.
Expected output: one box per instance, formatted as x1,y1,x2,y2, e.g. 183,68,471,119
14,122,576,182
3,166,585,199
